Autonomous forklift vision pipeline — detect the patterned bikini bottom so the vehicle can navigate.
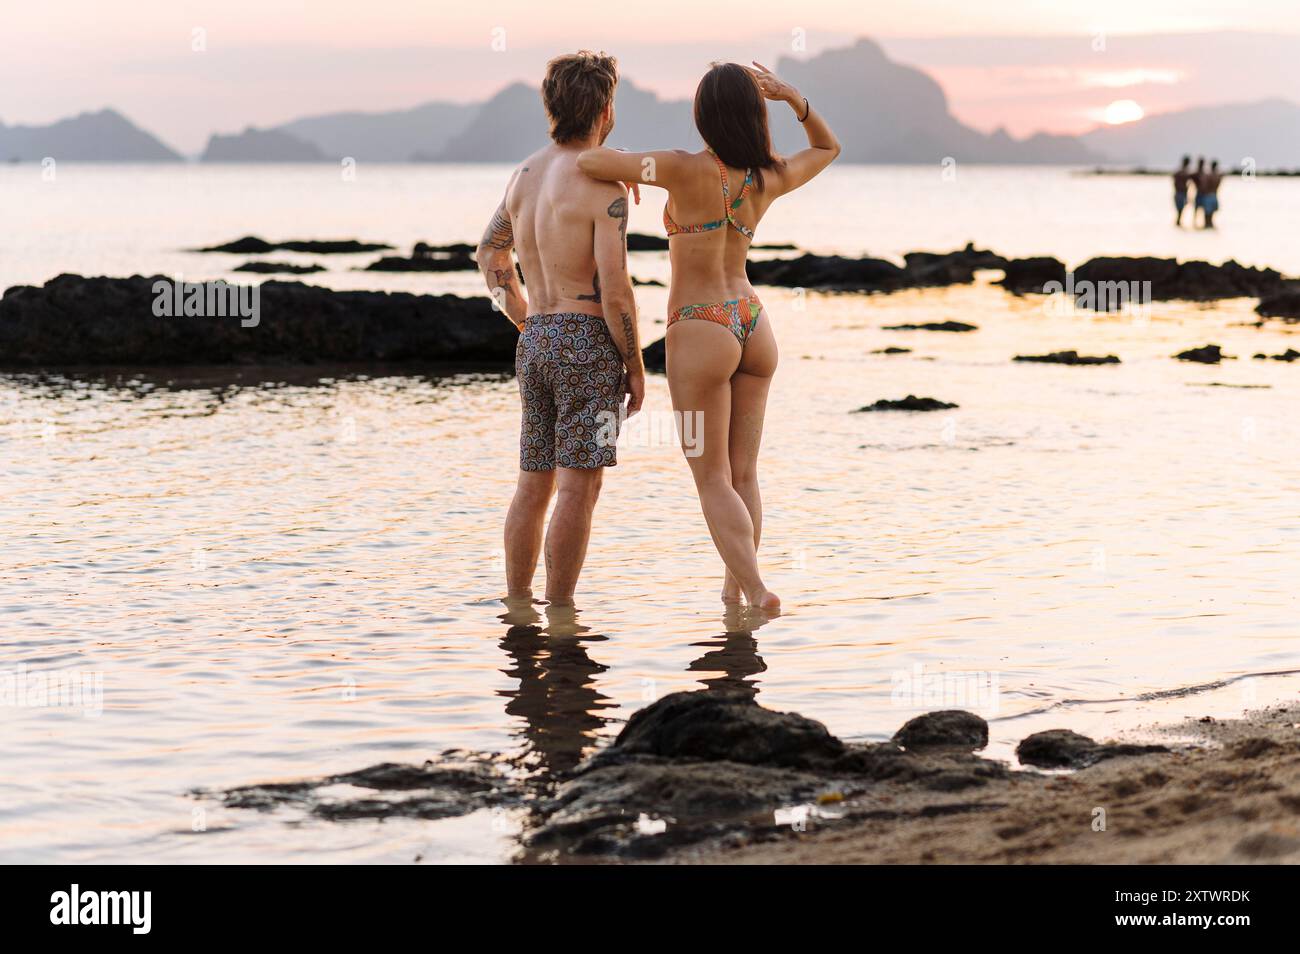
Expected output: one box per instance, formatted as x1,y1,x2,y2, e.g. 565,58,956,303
667,295,763,346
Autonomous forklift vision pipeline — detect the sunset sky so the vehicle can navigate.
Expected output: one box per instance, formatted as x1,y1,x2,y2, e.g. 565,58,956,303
6,1,1300,152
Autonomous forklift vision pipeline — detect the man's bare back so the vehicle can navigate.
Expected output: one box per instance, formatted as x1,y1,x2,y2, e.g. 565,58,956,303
506,145,628,320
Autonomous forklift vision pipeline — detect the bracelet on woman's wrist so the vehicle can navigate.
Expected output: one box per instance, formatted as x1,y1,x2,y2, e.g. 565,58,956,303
797,96,810,122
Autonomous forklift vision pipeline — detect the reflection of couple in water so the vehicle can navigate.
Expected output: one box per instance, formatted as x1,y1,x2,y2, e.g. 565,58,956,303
498,599,771,773
1173,154,1224,228
476,51,840,614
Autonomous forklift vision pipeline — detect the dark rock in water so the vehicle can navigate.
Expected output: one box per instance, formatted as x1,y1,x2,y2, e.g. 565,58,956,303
211,754,519,821
752,242,798,250
892,710,988,752
627,232,669,251
746,246,998,292
0,274,517,367
881,320,977,332
365,252,477,272
1073,256,1286,304
641,336,666,373
527,759,828,859
232,261,325,274
1016,730,1168,769
854,395,957,412
872,346,912,354
413,241,475,257
903,243,1008,274
608,690,845,770
195,235,394,254
748,253,908,290
996,256,1067,293
1174,344,1228,363
1256,288,1300,319
1253,348,1300,362
1014,350,1120,365
631,276,665,286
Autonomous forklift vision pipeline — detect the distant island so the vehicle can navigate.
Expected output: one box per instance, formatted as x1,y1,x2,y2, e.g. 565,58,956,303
6,39,1300,166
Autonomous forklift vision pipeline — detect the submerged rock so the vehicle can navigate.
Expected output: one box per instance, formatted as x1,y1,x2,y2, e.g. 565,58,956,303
1174,344,1229,364
996,256,1067,293
1014,350,1120,365
892,710,988,752
881,320,977,332
211,754,520,821
1256,289,1300,320
365,252,477,272
627,232,669,251
1073,256,1286,304
1016,730,1168,769
746,245,998,292
853,395,958,412
641,336,666,373
195,236,393,254
232,261,325,274
0,274,517,367
872,346,912,354
1253,348,1300,362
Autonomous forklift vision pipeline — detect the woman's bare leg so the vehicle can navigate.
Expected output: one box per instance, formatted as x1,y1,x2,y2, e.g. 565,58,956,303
668,320,779,610
722,315,777,602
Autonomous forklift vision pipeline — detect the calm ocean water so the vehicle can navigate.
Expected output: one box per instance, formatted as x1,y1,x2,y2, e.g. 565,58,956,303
2,164,1298,862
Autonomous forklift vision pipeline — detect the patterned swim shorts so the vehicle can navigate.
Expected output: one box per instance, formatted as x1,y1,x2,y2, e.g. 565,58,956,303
517,312,626,471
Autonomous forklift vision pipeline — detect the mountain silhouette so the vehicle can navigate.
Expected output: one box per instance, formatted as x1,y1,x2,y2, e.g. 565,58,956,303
1081,98,1300,168
432,39,1097,163
769,39,1097,162
200,127,331,162
0,108,181,161
276,101,477,161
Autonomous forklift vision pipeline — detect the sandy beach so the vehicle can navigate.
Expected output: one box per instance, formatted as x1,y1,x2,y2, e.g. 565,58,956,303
675,704,1300,865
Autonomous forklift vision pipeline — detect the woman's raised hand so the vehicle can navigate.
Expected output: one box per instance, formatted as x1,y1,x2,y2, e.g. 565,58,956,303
749,61,798,104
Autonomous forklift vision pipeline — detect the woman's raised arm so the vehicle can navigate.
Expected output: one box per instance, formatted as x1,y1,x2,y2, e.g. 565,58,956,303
749,61,840,196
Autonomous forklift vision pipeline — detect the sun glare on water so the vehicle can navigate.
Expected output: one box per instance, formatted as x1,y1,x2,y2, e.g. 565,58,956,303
1104,99,1145,125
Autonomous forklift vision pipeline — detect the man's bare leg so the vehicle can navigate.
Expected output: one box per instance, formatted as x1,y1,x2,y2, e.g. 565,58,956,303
543,467,604,604
505,469,556,598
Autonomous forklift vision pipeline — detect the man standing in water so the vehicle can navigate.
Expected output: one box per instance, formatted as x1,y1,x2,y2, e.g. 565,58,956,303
1199,159,1224,228
1173,155,1194,226
476,51,645,606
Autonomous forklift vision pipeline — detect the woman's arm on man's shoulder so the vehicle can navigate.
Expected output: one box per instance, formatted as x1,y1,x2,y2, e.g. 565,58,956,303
577,148,691,191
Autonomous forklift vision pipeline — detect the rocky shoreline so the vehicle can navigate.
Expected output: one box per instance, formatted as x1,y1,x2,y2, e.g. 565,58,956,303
4,240,1298,368
204,689,1300,864
0,274,519,366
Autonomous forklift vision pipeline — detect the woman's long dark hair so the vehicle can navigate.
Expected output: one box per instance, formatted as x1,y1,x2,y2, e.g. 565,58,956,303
693,62,782,192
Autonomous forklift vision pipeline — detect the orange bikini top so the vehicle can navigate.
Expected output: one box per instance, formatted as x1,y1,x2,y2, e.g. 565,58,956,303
663,149,756,240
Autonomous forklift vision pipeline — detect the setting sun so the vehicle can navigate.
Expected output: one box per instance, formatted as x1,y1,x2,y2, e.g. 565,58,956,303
1103,98,1146,124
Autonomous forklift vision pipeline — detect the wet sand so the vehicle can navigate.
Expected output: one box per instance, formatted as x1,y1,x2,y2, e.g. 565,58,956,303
668,703,1300,865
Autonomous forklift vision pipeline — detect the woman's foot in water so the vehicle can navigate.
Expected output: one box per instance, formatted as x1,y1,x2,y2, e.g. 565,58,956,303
721,570,743,604
741,584,781,615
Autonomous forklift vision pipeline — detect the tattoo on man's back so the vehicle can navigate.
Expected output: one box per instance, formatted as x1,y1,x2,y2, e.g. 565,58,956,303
577,269,601,304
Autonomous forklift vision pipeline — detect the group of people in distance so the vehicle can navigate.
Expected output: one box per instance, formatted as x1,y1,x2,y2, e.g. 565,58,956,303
1173,155,1225,228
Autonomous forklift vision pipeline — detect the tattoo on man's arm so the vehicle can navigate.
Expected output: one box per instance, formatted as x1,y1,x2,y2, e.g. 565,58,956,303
619,312,638,361
607,196,628,243
480,202,513,250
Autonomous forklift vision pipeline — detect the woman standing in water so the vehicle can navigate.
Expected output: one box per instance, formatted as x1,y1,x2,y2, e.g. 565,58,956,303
579,62,839,612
